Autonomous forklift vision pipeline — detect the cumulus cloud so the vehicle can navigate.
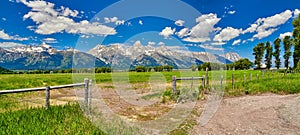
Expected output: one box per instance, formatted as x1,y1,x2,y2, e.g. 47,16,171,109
21,0,116,35
159,27,176,39
279,32,292,39
228,10,236,15
104,17,125,25
0,30,29,41
157,42,165,46
244,10,292,40
147,41,156,46
42,37,57,43
232,39,241,45
200,45,224,51
214,27,242,42
176,28,189,38
184,13,221,43
294,9,300,17
0,42,26,48
253,28,277,40
139,20,143,25
175,20,185,26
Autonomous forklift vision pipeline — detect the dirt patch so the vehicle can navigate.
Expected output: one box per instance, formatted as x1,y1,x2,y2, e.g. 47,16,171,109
191,93,300,134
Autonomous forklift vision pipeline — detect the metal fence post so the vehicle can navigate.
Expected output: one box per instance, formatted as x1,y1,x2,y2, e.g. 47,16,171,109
84,78,89,109
45,86,50,109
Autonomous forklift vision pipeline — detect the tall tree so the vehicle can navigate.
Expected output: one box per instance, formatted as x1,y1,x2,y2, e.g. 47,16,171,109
253,42,265,69
283,36,292,69
264,41,273,70
293,14,300,68
273,38,281,69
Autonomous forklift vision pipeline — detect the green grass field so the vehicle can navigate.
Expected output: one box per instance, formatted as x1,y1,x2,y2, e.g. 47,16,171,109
1,70,300,134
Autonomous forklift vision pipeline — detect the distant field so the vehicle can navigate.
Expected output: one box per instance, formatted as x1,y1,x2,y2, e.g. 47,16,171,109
0,70,299,94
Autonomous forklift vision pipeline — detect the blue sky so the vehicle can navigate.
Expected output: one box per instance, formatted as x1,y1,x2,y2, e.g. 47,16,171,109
0,0,299,60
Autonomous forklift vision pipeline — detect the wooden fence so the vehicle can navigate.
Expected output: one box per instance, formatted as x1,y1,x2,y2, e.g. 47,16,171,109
0,78,92,110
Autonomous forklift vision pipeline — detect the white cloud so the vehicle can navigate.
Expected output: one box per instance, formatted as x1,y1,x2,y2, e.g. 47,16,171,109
279,32,292,39
157,42,165,46
21,0,116,35
176,28,189,38
0,30,29,41
0,42,26,48
200,45,224,51
214,27,242,42
253,28,277,39
244,10,293,40
104,17,125,25
2,18,6,21
243,23,258,34
175,20,185,26
232,39,241,45
228,10,236,15
211,42,226,46
147,41,156,46
139,20,143,25
182,37,210,43
0,30,11,40
60,7,78,17
42,37,57,43
294,9,300,17
159,27,176,39
187,13,221,43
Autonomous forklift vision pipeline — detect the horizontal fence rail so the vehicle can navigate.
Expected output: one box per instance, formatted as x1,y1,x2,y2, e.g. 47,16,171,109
0,78,92,110
0,83,85,94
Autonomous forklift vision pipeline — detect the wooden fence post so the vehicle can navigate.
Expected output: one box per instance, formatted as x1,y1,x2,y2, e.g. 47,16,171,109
84,78,89,109
256,73,259,80
220,75,223,90
172,76,177,95
250,73,252,81
206,68,209,86
232,74,234,89
243,74,246,86
202,75,205,88
89,79,93,112
262,71,264,78
45,86,50,109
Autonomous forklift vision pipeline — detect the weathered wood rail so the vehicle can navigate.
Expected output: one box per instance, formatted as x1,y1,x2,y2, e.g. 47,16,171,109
0,78,92,110
172,76,205,95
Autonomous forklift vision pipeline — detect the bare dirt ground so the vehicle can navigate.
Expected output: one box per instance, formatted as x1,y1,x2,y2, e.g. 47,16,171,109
191,93,300,135
11,85,300,134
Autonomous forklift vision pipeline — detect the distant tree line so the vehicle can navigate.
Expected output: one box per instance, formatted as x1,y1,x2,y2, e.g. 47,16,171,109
196,58,253,71
130,65,174,72
253,14,300,70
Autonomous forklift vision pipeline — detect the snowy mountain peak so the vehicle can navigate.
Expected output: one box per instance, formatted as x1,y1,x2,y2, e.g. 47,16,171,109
88,43,242,69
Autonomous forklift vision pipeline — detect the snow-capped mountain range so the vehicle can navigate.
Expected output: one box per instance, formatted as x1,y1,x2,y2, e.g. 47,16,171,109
0,43,105,70
88,41,241,69
0,41,241,70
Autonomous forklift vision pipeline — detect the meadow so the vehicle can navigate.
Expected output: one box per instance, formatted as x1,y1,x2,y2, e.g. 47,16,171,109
1,70,300,134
